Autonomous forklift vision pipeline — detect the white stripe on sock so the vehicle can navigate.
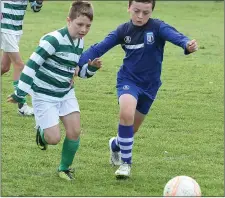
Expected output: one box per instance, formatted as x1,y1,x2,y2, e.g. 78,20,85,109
120,145,133,150
118,137,133,142
121,153,132,158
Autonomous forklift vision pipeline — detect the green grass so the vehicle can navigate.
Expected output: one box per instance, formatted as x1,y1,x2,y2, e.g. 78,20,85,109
1,1,224,196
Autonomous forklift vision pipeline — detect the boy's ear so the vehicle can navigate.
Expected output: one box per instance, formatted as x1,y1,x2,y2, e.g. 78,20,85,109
66,17,70,24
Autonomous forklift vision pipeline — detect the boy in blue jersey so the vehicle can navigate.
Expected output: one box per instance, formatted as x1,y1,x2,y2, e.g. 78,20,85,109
79,0,198,179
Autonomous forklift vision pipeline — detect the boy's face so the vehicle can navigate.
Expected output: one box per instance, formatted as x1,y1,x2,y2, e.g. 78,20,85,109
67,15,92,39
128,1,153,26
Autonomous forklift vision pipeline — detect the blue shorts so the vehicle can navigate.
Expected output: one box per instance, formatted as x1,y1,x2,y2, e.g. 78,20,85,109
116,79,154,115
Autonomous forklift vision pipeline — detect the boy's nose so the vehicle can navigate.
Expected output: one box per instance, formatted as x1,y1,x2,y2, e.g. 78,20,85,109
138,13,143,19
81,27,87,33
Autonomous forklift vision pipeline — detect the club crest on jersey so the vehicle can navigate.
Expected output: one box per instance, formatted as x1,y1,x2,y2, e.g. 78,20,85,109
124,36,131,43
146,32,154,44
123,85,130,90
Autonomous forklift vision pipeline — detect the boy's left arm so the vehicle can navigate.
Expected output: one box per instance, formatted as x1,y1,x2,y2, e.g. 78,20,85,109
159,22,198,54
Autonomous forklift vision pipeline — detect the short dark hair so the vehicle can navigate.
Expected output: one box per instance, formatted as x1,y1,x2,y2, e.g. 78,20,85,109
68,1,93,21
129,0,155,11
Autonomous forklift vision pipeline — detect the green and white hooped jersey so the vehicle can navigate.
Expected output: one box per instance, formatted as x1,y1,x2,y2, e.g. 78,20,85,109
1,0,29,35
16,27,85,100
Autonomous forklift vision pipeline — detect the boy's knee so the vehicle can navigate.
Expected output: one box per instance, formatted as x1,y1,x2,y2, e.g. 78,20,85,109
67,128,81,140
1,59,11,74
119,111,134,125
1,64,10,74
45,133,61,145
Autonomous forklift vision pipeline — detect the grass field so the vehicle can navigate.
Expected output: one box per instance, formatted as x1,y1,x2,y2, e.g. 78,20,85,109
1,1,224,197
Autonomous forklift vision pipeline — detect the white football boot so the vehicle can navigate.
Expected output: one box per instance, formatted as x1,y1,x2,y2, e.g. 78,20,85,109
18,103,34,116
115,162,131,179
109,137,122,166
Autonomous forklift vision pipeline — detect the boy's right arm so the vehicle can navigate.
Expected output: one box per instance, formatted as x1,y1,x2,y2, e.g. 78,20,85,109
8,35,59,103
78,29,121,78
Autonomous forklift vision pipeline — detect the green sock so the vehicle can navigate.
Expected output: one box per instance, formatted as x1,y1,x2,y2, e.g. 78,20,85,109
13,80,26,105
39,127,48,144
59,137,80,171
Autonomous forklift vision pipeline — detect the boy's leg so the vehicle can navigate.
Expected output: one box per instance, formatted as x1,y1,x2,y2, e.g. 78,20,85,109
1,33,24,80
1,51,11,75
33,98,61,150
133,96,154,133
36,124,60,150
109,81,138,177
58,94,80,181
1,33,11,75
114,93,137,178
7,52,24,82
7,52,34,115
133,110,146,133
59,111,80,180
1,33,33,115
110,98,153,166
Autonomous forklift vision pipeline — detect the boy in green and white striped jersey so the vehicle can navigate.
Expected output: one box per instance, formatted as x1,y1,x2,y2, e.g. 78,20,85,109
7,1,102,181
1,0,43,116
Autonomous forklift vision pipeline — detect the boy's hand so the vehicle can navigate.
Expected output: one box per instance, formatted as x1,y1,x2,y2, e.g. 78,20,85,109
7,93,25,104
7,94,18,104
74,66,80,76
186,39,198,53
88,58,102,69
70,67,80,86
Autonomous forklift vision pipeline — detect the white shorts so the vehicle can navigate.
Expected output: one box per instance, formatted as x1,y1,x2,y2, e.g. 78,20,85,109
32,89,80,129
1,32,21,52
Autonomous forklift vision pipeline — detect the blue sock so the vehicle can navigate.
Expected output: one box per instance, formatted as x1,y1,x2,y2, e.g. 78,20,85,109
118,124,134,164
111,136,120,152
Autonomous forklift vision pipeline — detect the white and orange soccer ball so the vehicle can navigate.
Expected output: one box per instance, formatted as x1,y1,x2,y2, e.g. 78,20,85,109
163,175,201,197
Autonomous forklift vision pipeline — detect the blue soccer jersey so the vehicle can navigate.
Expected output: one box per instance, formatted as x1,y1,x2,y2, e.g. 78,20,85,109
79,18,190,100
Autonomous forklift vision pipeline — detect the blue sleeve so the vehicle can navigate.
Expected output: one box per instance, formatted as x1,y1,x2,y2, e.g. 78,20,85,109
159,22,190,55
78,29,121,78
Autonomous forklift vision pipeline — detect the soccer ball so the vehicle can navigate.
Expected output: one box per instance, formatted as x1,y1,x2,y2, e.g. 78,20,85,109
31,1,43,12
163,175,201,197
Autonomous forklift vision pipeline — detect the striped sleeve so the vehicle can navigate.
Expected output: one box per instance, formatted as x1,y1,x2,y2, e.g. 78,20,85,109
16,35,59,97
78,63,99,79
